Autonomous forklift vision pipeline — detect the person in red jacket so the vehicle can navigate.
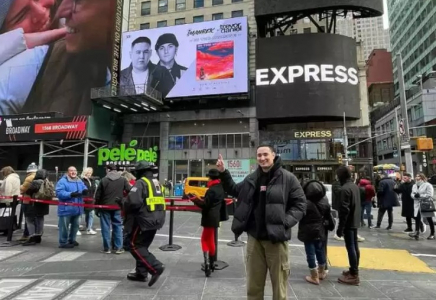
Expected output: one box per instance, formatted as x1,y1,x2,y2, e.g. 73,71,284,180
358,179,376,228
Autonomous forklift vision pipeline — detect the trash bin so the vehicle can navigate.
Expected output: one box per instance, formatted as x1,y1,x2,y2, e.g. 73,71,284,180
174,183,183,197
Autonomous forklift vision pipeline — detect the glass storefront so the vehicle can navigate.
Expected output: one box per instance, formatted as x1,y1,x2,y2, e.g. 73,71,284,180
169,133,251,150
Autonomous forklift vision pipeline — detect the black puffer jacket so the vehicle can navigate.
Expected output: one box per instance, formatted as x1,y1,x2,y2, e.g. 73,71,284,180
337,167,361,231
95,171,131,208
26,169,50,218
377,177,398,208
220,156,307,243
298,181,332,243
192,180,226,228
123,176,166,233
82,176,96,212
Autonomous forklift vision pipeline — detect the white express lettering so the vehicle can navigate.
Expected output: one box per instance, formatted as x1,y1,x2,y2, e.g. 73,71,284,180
255,64,359,86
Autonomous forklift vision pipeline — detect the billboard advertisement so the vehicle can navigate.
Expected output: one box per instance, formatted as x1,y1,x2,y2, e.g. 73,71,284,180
120,17,248,99
0,115,88,142
0,0,123,117
256,34,361,120
224,159,250,183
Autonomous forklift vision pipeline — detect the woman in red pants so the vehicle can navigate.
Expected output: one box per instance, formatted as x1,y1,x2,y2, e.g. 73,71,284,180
190,169,226,277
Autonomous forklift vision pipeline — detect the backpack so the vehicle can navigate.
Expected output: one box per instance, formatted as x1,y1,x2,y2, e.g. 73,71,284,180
34,179,55,200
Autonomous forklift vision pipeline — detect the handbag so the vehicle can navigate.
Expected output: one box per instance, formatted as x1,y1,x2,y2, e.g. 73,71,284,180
420,197,436,213
313,203,336,232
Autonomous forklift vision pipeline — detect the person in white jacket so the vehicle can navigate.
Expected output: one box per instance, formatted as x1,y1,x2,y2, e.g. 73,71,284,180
410,173,435,240
0,0,66,115
0,166,21,198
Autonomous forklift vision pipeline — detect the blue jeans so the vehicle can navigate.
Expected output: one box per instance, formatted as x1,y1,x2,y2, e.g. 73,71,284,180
344,228,360,275
85,210,94,231
304,240,326,269
361,202,372,226
100,210,123,251
58,215,80,246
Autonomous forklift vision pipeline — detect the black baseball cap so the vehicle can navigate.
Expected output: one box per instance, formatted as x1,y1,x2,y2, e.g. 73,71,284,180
106,164,117,171
155,33,179,50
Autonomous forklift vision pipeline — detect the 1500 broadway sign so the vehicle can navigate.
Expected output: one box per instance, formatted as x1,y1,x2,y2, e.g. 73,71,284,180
256,34,361,120
98,140,159,165
120,17,248,99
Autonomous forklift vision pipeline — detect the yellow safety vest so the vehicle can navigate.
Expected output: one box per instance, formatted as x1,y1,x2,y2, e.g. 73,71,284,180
142,177,166,212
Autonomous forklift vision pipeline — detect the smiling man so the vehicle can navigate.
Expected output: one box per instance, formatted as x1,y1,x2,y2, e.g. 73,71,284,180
216,146,307,300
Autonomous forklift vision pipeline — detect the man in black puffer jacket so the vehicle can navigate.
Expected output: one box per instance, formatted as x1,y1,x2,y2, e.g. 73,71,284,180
95,164,131,254
336,166,361,286
217,146,306,300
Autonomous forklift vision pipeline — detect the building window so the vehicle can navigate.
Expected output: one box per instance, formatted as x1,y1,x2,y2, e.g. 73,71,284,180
141,1,151,15
212,0,223,5
212,13,223,20
231,10,243,18
193,0,204,8
158,0,168,13
157,20,167,27
175,18,185,25
304,27,311,33
193,15,204,23
140,23,150,30
175,0,186,11
232,0,243,2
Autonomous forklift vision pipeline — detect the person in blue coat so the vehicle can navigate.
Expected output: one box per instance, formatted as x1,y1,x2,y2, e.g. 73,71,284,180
56,166,88,248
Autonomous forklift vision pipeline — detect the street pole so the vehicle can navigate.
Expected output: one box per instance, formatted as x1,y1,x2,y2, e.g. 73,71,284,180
397,53,414,177
394,107,403,168
343,112,349,166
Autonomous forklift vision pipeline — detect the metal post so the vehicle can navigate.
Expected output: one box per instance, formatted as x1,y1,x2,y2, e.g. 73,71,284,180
38,141,44,169
394,107,403,168
397,54,414,177
159,199,181,251
83,138,90,169
213,227,228,270
343,112,349,166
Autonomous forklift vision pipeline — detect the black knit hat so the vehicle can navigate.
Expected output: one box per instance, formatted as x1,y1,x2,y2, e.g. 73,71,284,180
207,169,220,180
155,33,179,50
403,172,412,178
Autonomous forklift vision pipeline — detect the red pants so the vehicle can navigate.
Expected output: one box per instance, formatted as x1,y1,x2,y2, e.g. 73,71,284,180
201,227,216,256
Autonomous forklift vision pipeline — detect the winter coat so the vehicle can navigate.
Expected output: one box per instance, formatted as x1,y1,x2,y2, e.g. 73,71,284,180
331,180,342,211
82,176,96,212
95,171,131,208
395,181,415,218
377,177,398,208
219,156,307,243
123,176,166,233
1,173,20,197
25,170,50,218
358,179,375,204
192,180,226,228
411,181,435,218
55,175,87,217
337,180,361,231
298,180,332,243
20,172,36,195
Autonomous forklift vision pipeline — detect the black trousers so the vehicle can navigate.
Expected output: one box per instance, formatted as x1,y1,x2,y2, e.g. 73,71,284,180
130,226,163,276
406,217,413,229
344,229,360,276
415,211,435,235
377,206,393,227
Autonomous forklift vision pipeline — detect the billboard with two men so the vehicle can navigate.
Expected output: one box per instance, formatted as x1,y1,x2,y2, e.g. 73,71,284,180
120,16,249,99
0,0,123,117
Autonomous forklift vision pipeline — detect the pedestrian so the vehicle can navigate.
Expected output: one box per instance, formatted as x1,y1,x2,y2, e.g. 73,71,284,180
81,167,97,235
56,166,88,249
216,146,307,300
189,169,226,277
410,173,435,240
332,178,343,241
0,166,21,197
95,164,131,254
298,180,335,285
22,169,53,246
375,173,399,230
19,163,38,243
394,172,415,233
358,178,375,228
336,166,361,286
120,161,166,287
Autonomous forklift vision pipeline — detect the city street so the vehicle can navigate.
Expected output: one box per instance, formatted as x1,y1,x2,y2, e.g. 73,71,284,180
1,208,436,300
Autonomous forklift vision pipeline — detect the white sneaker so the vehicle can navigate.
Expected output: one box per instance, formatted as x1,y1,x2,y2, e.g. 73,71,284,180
334,234,344,241
422,224,427,234
76,231,82,236
87,229,97,235
357,235,365,242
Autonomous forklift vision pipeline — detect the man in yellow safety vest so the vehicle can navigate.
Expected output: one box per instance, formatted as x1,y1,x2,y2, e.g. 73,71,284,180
122,161,166,287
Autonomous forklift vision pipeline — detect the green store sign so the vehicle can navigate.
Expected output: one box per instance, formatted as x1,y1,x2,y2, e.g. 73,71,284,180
98,140,159,165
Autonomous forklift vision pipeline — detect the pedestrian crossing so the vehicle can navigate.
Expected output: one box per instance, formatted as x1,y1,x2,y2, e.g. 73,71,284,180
0,279,119,300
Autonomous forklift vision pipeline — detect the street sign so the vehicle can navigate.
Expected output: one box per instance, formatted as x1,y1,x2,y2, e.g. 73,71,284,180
399,119,405,135
347,150,357,155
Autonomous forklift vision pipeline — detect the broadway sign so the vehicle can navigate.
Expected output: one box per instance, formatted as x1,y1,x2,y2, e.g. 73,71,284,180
0,115,88,142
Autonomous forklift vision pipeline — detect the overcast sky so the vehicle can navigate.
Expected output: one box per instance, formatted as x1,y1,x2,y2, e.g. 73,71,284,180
383,0,389,29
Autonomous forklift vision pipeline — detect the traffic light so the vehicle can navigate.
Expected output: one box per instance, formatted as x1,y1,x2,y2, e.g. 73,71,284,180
416,138,433,151
337,153,343,164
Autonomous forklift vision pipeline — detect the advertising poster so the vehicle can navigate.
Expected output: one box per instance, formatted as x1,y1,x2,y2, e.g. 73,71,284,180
120,17,248,99
0,0,123,117
224,159,250,183
0,115,88,142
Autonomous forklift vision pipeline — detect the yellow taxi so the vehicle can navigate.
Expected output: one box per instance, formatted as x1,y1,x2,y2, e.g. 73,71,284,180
183,177,209,198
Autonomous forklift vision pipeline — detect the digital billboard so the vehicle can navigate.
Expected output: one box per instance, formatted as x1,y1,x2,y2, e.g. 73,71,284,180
0,0,123,117
256,34,361,120
120,17,248,99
